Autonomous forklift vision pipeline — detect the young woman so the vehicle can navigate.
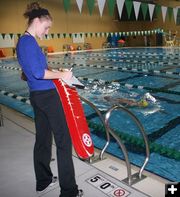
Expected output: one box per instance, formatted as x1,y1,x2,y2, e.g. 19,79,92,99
16,2,83,197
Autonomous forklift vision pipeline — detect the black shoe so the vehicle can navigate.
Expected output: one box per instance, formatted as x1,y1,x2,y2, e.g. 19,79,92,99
76,189,84,197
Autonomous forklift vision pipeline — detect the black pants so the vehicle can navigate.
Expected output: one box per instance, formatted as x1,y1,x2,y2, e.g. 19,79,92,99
30,89,78,197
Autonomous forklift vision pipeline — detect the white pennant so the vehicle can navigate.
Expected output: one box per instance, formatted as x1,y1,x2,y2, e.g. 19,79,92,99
173,7,178,24
116,0,125,19
148,4,155,21
133,1,141,20
161,6,167,23
76,0,83,13
97,0,106,17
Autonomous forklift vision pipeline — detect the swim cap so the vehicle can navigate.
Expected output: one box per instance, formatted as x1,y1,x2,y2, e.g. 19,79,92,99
139,99,149,107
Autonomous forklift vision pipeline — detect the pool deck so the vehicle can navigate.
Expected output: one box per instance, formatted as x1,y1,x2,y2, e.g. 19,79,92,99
0,105,168,197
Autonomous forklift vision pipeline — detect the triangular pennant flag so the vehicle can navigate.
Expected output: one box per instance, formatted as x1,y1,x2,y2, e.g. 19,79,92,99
60,33,64,38
9,33,14,39
2,33,6,39
161,6,167,22
148,3,155,21
85,33,88,37
97,0,106,17
63,0,71,13
57,33,60,38
167,7,173,21
116,0,125,19
107,0,115,16
155,4,161,17
76,0,83,13
51,33,54,39
87,0,95,15
17,33,21,39
63,33,66,38
133,1,141,20
69,33,72,38
141,3,148,20
125,0,133,19
173,8,178,24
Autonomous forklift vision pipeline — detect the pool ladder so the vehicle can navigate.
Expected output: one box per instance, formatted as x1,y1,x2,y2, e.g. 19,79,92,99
80,96,150,186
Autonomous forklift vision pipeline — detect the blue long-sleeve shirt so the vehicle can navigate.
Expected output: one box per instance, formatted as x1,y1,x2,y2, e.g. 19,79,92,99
16,35,55,91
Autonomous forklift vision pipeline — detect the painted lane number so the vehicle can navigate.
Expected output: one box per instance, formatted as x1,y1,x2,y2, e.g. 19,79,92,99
87,174,130,196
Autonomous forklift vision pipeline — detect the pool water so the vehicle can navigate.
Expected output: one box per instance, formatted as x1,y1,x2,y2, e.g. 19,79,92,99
0,47,180,182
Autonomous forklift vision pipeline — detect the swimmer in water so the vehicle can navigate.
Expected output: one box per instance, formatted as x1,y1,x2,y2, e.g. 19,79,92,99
104,92,157,108
104,96,149,107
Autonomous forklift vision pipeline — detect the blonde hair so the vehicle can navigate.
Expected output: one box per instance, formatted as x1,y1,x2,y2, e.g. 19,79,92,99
23,1,52,25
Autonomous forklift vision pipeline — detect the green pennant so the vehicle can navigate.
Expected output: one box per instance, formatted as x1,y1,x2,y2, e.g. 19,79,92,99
107,0,115,16
167,7,173,21
10,33,14,39
63,33,66,38
155,4,161,18
141,3,148,20
125,0,133,19
63,0,71,12
51,33,54,39
17,33,21,39
87,0,94,15
69,33,72,38
57,33,60,38
2,33,6,39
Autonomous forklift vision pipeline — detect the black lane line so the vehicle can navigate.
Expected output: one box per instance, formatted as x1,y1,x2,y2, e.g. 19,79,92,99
148,116,180,142
160,65,180,72
154,95,180,104
160,80,180,90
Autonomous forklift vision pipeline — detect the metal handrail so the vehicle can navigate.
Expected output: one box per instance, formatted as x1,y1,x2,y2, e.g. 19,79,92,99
105,106,132,185
79,96,110,160
105,105,150,181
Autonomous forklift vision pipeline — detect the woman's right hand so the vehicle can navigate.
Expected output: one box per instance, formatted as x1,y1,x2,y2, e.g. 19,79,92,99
60,70,72,80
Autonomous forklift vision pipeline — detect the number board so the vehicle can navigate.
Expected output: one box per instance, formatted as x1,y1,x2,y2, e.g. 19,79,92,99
86,174,131,197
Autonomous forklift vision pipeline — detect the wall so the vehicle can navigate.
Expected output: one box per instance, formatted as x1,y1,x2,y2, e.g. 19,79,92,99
0,0,180,56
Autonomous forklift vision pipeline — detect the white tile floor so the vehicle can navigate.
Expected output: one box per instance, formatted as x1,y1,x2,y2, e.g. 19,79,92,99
0,105,168,197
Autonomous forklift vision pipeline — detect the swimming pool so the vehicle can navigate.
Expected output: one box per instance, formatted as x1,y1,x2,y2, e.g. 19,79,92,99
0,47,180,182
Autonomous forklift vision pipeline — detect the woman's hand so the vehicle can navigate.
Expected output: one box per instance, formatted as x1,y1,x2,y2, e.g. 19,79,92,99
43,68,72,80
59,70,72,80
